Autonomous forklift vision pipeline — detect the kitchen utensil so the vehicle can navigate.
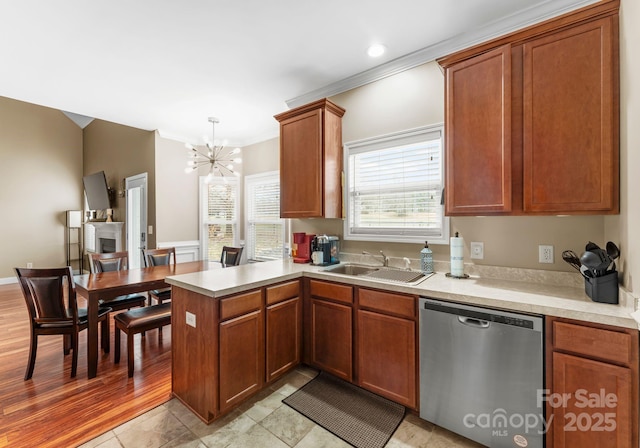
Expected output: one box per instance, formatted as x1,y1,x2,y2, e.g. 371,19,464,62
561,250,582,271
580,265,592,278
585,241,600,251
580,249,611,277
606,241,620,261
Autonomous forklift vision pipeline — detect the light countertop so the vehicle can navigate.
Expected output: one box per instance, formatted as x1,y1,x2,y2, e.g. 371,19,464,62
166,259,639,329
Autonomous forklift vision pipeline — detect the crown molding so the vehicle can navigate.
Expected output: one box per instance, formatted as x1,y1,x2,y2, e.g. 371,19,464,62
286,0,599,109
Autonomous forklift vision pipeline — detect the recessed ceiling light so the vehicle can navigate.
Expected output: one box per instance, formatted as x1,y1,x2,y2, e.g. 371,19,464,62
367,43,386,58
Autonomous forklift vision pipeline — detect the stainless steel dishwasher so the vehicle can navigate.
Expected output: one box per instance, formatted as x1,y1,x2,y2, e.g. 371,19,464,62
419,298,544,448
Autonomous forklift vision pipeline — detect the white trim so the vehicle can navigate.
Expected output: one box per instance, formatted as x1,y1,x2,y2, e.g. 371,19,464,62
286,0,598,108
343,124,450,245
0,277,17,285
244,171,287,261
158,240,201,262
199,176,240,261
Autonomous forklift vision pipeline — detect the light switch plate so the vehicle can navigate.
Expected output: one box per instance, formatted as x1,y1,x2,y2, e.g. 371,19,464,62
186,311,196,328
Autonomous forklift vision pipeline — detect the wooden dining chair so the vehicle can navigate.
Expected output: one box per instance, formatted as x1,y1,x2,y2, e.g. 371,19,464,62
142,247,176,306
88,252,147,312
221,246,243,267
14,266,111,380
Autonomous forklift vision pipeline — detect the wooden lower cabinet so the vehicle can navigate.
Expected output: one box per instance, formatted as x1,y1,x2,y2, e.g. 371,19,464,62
171,286,219,423
551,352,632,447
266,297,301,382
309,298,353,381
219,309,264,412
357,309,416,408
546,317,639,448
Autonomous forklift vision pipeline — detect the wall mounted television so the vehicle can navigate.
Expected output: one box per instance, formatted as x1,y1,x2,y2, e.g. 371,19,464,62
82,171,111,210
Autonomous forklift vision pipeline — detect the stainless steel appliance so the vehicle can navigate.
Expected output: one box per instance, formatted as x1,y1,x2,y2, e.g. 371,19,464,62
419,298,544,448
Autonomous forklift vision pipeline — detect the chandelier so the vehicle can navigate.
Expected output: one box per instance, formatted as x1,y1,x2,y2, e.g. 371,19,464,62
184,117,241,182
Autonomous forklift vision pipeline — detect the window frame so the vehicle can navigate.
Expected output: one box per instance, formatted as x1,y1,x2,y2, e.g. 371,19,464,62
199,176,240,261
343,124,449,244
244,171,286,262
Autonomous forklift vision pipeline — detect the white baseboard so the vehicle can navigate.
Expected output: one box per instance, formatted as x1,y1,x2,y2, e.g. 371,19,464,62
0,277,17,285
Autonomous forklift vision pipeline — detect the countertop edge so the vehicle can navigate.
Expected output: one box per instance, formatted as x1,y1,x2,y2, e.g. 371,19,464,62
166,261,640,330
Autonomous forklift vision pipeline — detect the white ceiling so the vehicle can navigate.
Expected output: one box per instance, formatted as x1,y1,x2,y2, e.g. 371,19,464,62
0,0,596,147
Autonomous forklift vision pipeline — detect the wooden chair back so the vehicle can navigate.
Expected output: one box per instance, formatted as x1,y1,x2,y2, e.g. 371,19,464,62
221,246,243,266
142,247,176,267
89,251,130,274
15,267,78,327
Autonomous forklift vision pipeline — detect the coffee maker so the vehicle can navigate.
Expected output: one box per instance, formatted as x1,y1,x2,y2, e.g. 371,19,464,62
292,232,315,263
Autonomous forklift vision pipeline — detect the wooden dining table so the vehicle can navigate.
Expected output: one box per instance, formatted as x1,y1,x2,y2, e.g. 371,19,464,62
74,260,215,378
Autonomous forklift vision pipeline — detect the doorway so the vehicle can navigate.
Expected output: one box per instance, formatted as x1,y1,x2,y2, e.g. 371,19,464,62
126,173,148,269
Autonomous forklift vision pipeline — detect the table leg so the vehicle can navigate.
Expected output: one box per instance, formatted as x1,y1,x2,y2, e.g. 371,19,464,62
87,293,98,379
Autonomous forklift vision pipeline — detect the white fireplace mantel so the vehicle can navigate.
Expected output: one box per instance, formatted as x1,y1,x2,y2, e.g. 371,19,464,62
85,222,124,254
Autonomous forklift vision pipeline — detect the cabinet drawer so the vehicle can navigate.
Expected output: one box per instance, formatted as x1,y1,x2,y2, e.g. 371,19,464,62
309,280,353,304
266,280,300,306
220,290,262,321
553,321,633,365
358,289,416,319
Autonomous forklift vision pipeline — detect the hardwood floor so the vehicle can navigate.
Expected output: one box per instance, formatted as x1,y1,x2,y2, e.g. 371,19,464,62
0,283,172,448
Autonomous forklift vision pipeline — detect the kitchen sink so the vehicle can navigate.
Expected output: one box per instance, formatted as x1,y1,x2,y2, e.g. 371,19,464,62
322,263,429,285
323,264,379,276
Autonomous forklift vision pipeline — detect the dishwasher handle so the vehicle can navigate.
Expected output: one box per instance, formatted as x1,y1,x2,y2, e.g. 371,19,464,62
458,316,490,329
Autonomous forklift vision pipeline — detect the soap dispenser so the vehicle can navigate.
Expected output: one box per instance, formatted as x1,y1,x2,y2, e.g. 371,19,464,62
420,241,434,274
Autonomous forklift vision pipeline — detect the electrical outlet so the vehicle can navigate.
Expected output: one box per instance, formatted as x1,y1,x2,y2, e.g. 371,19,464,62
186,311,196,328
26,262,33,268
539,245,554,264
470,242,484,259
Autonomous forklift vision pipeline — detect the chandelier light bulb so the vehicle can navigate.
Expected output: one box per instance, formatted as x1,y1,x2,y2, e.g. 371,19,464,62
184,117,242,179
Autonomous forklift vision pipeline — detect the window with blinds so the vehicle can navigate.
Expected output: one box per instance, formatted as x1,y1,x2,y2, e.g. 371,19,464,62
200,177,239,261
344,124,448,244
245,171,285,261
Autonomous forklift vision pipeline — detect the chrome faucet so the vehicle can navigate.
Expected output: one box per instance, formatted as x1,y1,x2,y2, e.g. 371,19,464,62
363,250,389,267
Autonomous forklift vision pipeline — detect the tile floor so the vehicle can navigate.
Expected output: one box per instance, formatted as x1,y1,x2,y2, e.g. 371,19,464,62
80,367,483,448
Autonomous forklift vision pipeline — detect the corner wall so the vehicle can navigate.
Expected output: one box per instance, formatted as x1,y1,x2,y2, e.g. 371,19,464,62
83,120,156,249
0,96,83,279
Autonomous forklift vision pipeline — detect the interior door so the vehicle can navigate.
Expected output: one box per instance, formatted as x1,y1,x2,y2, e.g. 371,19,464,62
125,173,148,269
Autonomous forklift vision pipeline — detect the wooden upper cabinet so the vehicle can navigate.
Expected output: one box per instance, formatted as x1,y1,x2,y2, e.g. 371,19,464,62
523,17,618,213
439,1,619,215
445,45,512,214
275,99,346,218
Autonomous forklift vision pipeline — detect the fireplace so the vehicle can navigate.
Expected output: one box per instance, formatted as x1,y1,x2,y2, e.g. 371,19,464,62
85,222,124,254
99,238,117,253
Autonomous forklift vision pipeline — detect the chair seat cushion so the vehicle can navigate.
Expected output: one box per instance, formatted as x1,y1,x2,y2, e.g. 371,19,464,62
114,303,171,330
149,287,171,297
76,307,111,325
98,294,146,308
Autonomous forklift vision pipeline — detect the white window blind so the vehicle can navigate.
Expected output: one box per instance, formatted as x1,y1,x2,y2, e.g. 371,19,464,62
344,124,448,244
245,171,284,261
200,177,239,261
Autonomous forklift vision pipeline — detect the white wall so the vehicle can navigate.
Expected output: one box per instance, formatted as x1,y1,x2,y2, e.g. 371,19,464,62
612,0,640,293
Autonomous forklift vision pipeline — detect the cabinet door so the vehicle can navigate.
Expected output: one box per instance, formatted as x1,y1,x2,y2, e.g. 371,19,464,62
523,17,618,213
266,297,301,382
357,310,416,408
445,45,512,215
279,109,323,218
219,309,264,412
551,352,632,448
310,298,352,381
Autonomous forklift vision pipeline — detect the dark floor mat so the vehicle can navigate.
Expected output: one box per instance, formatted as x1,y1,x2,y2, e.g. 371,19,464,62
283,372,405,448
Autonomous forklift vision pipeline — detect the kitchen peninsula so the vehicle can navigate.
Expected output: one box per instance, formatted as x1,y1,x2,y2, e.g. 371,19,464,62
166,259,640,447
